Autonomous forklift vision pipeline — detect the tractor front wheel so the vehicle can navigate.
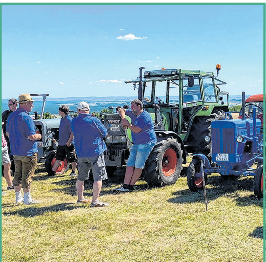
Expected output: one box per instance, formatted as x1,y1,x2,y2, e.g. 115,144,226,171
187,158,208,192
143,138,182,187
45,150,68,176
254,165,264,199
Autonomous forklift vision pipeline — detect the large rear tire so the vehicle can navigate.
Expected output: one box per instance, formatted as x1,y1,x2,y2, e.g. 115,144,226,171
188,111,225,158
143,138,182,187
45,150,68,176
187,158,208,192
254,165,263,199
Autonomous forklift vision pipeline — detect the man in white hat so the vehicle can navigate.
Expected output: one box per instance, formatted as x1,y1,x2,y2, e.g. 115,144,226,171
70,101,109,207
6,94,42,204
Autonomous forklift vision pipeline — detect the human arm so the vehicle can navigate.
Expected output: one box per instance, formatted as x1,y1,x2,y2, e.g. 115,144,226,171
121,118,142,133
66,132,74,147
118,107,126,119
28,133,41,141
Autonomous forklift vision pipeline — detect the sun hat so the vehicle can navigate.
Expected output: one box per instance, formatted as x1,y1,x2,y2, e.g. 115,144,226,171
18,94,34,104
77,101,90,111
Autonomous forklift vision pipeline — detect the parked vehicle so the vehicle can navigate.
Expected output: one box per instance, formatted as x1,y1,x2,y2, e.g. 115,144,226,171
102,65,229,186
186,92,264,199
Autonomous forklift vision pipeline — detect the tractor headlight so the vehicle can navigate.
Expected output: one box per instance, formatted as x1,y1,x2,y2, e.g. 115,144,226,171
236,136,244,143
205,135,211,143
112,136,127,143
106,135,113,143
105,135,127,143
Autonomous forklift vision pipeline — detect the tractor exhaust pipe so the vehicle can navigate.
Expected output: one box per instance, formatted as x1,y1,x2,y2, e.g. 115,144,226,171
138,67,145,102
242,91,245,120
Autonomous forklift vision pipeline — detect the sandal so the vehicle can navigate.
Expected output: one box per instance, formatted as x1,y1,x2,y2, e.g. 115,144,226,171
90,201,109,208
77,199,90,204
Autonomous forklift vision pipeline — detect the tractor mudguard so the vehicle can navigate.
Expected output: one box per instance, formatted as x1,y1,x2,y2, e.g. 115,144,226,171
192,154,211,169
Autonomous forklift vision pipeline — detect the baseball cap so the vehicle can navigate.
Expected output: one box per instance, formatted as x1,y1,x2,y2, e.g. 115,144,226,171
77,101,90,111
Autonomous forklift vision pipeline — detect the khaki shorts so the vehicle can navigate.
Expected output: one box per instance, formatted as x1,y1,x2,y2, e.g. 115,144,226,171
13,153,37,189
77,154,108,182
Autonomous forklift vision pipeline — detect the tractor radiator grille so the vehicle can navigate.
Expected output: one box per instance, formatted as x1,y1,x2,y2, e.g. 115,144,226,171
212,127,234,154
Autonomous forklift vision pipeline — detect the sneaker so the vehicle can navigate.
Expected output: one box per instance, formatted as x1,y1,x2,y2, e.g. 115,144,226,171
24,199,41,205
90,201,109,208
77,199,90,204
7,186,14,190
70,171,77,177
15,193,23,204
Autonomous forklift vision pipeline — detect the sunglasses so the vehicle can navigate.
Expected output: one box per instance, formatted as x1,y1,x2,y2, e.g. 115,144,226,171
8,103,15,106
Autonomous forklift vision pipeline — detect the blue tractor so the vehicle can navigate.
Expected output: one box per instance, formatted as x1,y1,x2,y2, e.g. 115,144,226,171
187,92,264,199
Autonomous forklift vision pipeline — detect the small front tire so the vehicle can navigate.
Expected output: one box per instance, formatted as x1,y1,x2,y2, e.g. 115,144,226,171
254,165,263,199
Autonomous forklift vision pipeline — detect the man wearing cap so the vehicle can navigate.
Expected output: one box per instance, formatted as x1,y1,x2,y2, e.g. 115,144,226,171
70,101,109,207
51,105,77,177
6,94,42,204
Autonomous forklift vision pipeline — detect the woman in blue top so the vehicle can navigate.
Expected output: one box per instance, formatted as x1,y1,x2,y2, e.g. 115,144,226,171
115,99,157,192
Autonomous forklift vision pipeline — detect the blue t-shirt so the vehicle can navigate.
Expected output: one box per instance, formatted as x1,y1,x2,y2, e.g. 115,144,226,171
6,108,38,156
71,114,107,158
59,114,73,146
126,109,157,145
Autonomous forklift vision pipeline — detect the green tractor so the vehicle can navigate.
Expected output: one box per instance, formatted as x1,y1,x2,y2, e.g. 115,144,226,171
102,65,229,186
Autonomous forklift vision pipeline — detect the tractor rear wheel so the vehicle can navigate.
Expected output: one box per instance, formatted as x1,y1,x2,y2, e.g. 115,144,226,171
45,150,68,176
254,165,263,199
187,158,208,192
188,111,225,158
143,138,182,187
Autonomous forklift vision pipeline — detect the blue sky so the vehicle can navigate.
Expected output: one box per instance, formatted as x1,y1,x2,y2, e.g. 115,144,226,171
2,4,264,99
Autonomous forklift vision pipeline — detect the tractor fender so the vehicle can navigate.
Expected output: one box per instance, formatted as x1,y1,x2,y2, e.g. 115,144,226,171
155,130,187,163
192,154,211,169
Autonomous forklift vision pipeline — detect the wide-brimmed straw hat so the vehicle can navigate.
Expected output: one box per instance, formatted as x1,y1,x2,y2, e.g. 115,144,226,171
18,94,35,104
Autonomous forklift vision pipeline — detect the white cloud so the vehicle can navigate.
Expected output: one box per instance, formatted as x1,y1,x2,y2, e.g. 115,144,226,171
117,33,146,41
97,79,122,83
59,82,64,85
119,29,124,30
37,61,41,64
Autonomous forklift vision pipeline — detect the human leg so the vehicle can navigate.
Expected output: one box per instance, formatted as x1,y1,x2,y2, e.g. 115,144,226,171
90,154,108,206
76,157,91,203
129,168,143,186
21,154,38,204
2,146,13,188
76,179,85,202
13,156,23,203
124,166,134,184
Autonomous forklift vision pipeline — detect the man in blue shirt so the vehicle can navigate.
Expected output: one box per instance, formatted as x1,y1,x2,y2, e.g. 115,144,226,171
71,102,109,207
51,105,77,177
6,94,42,204
115,99,157,192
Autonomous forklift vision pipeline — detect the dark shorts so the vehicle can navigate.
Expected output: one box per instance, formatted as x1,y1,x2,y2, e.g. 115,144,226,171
13,153,38,189
56,145,77,162
77,154,108,182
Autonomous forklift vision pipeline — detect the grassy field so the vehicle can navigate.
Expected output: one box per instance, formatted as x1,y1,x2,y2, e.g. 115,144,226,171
2,163,264,262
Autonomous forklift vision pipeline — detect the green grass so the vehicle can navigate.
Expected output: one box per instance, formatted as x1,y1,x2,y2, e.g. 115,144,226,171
2,164,263,262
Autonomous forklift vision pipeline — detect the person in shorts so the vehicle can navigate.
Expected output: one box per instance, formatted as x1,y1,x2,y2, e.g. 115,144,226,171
114,99,157,192
6,94,42,204
2,129,14,191
70,102,109,207
52,105,77,176
2,98,17,173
